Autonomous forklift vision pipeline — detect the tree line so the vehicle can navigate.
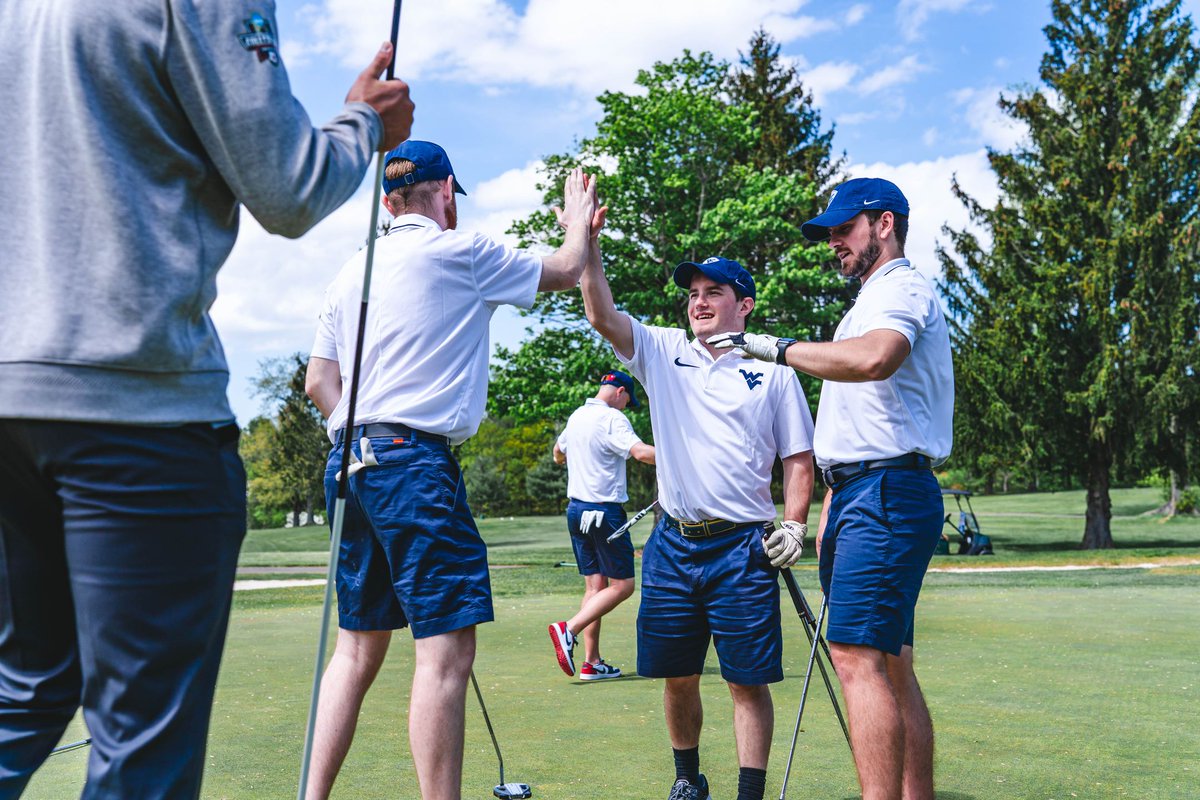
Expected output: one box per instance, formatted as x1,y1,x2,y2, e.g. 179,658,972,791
243,0,1199,549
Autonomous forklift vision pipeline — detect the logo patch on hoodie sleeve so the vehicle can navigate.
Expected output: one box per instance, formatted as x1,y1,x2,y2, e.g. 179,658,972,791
238,13,280,66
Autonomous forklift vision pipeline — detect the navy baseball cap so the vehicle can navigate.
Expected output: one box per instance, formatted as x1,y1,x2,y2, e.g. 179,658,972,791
382,140,467,196
801,177,909,241
599,369,640,408
671,256,756,300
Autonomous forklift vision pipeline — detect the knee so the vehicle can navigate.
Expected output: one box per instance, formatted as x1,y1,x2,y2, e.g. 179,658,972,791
664,675,701,700
829,643,888,688
726,681,771,706
416,628,476,682
613,578,635,601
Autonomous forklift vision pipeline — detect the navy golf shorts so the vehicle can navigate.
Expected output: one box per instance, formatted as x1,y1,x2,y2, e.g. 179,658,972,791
566,500,634,579
325,434,493,638
637,514,782,685
818,467,944,656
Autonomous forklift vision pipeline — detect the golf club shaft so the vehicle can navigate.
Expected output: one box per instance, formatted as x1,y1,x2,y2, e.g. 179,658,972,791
605,499,658,542
470,669,505,785
778,592,828,800
297,6,402,797
780,569,852,749
50,738,91,756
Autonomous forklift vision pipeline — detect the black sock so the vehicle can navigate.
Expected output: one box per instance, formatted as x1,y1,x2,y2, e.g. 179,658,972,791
736,766,767,800
673,746,700,783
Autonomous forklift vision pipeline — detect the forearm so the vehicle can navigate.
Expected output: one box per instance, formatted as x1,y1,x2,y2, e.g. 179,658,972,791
630,442,655,465
538,223,591,291
817,488,832,538
782,331,909,382
781,452,814,522
305,357,342,419
581,243,634,356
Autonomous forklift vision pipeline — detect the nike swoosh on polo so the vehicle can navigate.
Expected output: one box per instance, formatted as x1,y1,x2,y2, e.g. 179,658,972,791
863,199,881,205
673,356,699,368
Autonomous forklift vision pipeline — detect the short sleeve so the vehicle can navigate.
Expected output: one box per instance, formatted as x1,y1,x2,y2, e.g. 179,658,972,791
614,316,669,385
855,279,935,346
472,234,544,310
604,413,642,456
771,371,815,458
310,286,339,362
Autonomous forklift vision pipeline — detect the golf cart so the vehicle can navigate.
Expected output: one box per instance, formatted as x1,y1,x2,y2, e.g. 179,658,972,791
939,489,994,555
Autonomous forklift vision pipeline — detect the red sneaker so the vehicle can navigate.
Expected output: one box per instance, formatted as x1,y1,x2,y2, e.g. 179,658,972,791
547,621,576,676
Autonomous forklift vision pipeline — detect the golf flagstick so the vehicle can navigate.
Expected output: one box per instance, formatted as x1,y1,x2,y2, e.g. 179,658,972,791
778,592,828,800
605,499,658,542
780,568,852,750
296,4,402,797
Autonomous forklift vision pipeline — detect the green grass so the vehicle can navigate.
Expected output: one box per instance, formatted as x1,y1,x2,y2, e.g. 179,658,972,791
22,488,1200,799
239,486,1200,571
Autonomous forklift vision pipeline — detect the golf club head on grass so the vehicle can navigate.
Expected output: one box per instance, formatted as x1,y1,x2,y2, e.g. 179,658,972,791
494,782,532,799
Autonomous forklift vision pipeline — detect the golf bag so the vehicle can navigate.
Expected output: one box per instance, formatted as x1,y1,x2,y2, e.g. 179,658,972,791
955,511,993,555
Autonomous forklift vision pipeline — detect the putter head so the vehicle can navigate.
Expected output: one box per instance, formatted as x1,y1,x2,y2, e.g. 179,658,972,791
494,783,532,799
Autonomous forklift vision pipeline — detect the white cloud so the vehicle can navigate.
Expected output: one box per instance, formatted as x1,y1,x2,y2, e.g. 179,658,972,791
846,150,999,282
469,161,548,245
799,61,859,105
922,127,939,146
289,0,843,95
896,0,985,42
953,85,1028,151
845,4,870,26
858,54,927,94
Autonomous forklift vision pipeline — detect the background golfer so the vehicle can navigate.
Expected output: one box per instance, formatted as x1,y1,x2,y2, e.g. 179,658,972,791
303,141,597,799
0,3,412,796
548,370,655,681
710,177,954,800
580,243,815,800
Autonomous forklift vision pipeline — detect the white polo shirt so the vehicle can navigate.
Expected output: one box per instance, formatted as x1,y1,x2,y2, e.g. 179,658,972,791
813,258,954,469
617,317,814,523
556,398,643,503
311,214,543,445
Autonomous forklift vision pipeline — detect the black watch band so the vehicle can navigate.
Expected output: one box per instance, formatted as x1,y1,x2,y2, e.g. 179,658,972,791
775,338,797,365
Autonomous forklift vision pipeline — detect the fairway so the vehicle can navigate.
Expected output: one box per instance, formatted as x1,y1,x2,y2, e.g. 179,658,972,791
24,489,1200,799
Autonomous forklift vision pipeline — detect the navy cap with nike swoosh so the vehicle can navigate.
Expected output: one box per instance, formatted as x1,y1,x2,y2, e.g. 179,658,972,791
801,177,909,242
672,256,756,300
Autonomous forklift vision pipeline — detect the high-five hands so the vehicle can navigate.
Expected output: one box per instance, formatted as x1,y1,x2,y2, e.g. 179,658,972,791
552,169,600,233
707,331,781,363
554,172,607,238
764,520,806,568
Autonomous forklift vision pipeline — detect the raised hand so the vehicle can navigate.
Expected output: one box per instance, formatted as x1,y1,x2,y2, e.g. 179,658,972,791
553,168,600,233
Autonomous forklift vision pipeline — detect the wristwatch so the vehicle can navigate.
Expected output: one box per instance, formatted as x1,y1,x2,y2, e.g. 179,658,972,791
775,338,796,365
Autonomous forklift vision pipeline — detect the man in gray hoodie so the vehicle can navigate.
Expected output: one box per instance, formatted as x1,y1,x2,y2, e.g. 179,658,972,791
0,2,413,797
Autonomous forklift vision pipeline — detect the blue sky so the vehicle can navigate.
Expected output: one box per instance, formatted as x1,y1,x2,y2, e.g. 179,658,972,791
212,0,1195,423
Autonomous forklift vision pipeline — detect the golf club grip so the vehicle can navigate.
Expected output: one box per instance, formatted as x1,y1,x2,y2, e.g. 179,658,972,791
385,0,402,80
605,500,656,542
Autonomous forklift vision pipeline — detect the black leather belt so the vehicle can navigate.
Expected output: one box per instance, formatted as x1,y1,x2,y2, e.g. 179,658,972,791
333,422,449,447
672,516,761,538
822,453,932,489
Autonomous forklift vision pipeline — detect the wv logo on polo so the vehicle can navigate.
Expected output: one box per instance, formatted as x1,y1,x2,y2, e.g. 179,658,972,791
740,369,763,390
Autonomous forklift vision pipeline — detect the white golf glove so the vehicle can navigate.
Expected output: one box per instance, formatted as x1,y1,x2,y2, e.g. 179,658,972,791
764,520,806,568
580,509,606,535
707,331,780,363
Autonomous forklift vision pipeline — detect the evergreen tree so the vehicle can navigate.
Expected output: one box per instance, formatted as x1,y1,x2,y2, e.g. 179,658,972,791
941,0,1200,545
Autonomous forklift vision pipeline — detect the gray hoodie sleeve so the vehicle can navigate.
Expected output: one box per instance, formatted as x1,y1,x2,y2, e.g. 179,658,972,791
166,0,381,238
